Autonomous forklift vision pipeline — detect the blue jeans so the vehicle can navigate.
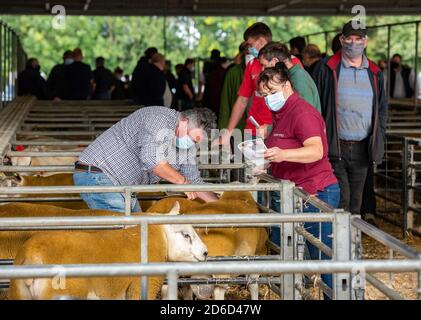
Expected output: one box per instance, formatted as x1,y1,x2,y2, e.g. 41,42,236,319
73,171,140,213
269,183,340,297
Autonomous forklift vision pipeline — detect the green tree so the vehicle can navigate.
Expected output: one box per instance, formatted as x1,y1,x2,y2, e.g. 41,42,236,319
2,14,421,77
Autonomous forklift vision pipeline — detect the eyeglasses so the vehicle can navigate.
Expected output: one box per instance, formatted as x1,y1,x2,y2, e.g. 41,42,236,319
342,36,367,44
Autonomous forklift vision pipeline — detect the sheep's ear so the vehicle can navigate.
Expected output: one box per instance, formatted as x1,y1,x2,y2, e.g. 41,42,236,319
168,201,180,215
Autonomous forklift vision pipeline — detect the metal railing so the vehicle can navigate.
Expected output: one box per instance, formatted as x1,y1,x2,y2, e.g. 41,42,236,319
0,19,26,108
0,98,241,184
0,175,420,300
375,134,421,237
0,179,333,299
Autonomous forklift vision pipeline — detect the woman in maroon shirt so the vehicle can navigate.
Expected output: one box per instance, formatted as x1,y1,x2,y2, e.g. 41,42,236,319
257,63,339,295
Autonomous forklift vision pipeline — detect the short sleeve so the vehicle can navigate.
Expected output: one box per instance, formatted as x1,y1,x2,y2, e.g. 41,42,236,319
139,132,169,171
293,112,324,144
237,63,253,98
179,164,203,184
179,71,189,85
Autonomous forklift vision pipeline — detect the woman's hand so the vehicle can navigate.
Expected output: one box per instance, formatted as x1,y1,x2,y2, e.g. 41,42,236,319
256,124,269,139
264,147,286,163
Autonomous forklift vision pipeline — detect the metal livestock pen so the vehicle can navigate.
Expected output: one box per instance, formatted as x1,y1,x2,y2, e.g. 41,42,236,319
0,98,420,300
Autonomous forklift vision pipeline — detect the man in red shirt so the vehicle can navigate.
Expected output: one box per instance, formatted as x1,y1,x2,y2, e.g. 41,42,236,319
215,22,303,144
215,22,272,144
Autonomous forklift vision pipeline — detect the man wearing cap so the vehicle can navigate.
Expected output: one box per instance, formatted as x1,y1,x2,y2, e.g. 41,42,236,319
313,21,387,218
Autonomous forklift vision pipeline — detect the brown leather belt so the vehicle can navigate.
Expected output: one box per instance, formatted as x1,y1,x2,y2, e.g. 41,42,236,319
74,161,103,173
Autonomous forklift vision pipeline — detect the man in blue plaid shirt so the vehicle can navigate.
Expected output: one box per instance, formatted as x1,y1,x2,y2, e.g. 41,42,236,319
74,106,218,213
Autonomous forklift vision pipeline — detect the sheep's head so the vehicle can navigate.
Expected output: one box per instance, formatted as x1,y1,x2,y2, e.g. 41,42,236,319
0,172,22,188
162,201,208,262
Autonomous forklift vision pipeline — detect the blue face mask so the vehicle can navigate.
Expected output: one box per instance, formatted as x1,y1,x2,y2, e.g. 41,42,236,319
248,47,259,58
176,135,195,149
265,92,287,112
64,58,74,65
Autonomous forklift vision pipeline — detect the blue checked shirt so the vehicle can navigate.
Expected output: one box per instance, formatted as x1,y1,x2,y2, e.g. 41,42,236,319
78,106,203,186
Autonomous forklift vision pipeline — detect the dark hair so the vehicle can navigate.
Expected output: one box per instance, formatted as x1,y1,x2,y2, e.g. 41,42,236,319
114,67,123,74
63,50,73,59
239,41,249,54
302,44,321,59
289,36,306,53
331,33,342,54
392,53,402,60
257,62,292,93
144,47,158,60
211,49,221,60
258,42,291,63
26,57,37,69
96,56,105,65
243,22,272,42
185,58,194,66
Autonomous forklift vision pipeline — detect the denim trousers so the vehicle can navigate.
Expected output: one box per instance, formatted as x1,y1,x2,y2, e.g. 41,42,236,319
268,183,340,296
73,171,140,213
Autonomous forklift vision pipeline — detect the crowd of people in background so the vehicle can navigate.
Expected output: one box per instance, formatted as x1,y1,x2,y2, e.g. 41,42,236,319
18,48,132,101
17,31,421,112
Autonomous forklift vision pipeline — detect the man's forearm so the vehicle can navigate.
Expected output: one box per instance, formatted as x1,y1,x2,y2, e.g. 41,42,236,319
153,161,185,184
226,96,249,132
182,84,194,99
197,191,219,202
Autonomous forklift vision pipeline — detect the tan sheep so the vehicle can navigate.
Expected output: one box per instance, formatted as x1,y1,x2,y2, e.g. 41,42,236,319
8,202,208,300
0,172,163,211
0,203,132,261
146,192,268,300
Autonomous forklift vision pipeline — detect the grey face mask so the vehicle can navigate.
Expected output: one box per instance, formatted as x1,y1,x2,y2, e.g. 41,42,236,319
342,42,365,59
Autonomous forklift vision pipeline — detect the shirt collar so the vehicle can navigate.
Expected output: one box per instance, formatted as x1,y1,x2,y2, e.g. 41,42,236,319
289,64,300,75
341,55,369,70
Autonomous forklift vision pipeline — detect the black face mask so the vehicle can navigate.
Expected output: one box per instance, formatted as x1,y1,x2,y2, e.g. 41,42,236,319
391,62,400,69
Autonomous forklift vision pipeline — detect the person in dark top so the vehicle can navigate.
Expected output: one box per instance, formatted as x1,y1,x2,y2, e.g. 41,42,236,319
390,53,415,98
92,57,114,100
64,48,93,100
199,49,221,99
123,74,133,99
175,64,184,77
176,58,195,111
302,44,322,77
111,67,126,100
289,36,306,64
331,33,343,54
202,57,230,120
131,47,158,104
164,60,177,92
203,49,221,77
47,50,73,100
17,58,48,99
135,53,167,106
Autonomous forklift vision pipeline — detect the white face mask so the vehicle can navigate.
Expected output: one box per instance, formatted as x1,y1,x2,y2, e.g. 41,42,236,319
245,54,255,65
264,92,287,112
